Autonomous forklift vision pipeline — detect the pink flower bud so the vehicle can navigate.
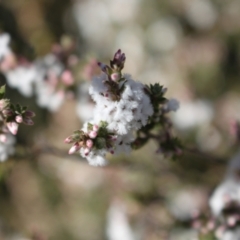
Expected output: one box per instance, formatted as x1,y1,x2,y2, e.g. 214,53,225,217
61,70,74,86
98,62,108,73
68,143,80,155
84,147,90,156
2,109,13,117
86,139,93,149
227,216,237,227
89,131,97,139
111,73,120,81
111,136,117,141
23,117,34,125
15,115,23,123
0,134,7,143
7,122,18,135
64,136,73,144
24,110,36,118
93,125,99,132
110,150,114,154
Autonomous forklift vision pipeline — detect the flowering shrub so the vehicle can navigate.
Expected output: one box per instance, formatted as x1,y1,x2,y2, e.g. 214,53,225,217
1,2,240,239
65,50,181,166
0,85,35,161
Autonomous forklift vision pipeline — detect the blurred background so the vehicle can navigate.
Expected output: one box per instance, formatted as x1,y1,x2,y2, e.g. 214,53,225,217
1,0,240,239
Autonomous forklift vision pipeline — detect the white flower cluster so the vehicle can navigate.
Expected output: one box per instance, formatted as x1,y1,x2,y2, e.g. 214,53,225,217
0,33,38,162
35,54,66,111
77,73,153,166
90,73,153,134
208,151,240,239
0,33,74,112
209,151,240,217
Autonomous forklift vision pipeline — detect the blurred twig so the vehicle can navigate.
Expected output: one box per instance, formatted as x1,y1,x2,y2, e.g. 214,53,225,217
184,147,226,164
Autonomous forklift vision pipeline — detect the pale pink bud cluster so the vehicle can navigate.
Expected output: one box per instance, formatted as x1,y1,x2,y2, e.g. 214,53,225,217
81,126,100,156
3,109,35,135
66,124,100,155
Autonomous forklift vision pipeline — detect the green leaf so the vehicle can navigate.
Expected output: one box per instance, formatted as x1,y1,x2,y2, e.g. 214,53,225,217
87,123,93,131
99,121,108,129
73,130,81,134
0,85,6,99
22,106,28,112
95,137,106,149
15,104,21,114
199,232,217,240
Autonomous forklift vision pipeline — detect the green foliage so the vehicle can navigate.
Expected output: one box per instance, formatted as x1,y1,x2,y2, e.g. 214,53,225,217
199,232,217,240
87,122,93,131
145,83,167,109
0,84,6,99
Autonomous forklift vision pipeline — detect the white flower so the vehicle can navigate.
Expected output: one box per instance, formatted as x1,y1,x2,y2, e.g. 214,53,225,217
80,148,108,166
5,66,37,97
76,83,94,121
35,54,63,78
210,179,240,217
0,33,11,60
114,133,134,155
89,73,153,136
36,86,65,112
0,134,16,162
89,73,109,102
209,151,240,217
34,54,65,111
